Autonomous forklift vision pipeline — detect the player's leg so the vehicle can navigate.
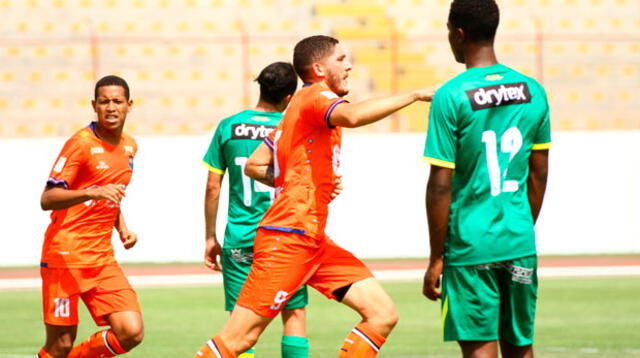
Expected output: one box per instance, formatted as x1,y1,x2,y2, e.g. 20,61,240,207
306,237,390,357
458,341,499,358
67,265,143,357
39,324,78,358
194,305,273,357
497,255,538,358
38,266,80,358
441,263,501,357
222,247,258,358
280,283,309,357
280,296,309,357
499,341,533,358
195,229,318,358
338,278,397,357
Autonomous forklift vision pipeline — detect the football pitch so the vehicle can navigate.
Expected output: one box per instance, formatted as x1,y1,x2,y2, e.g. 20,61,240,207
1,277,639,358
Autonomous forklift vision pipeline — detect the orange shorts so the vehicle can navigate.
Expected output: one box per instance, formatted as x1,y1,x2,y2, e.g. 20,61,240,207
236,228,373,317
40,264,141,326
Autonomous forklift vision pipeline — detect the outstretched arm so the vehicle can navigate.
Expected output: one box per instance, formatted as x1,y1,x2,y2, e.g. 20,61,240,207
527,149,549,223
329,88,434,128
40,184,125,211
423,165,452,301
204,171,224,271
245,142,275,187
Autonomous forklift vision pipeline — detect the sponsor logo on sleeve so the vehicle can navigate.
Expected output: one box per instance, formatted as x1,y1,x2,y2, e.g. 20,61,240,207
466,82,532,111
125,145,134,154
53,157,67,173
231,123,276,140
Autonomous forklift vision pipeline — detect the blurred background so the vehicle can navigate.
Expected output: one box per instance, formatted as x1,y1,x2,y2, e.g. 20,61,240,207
1,0,638,136
1,0,639,265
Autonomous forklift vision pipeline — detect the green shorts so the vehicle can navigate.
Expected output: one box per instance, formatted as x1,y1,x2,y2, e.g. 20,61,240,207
221,246,308,312
441,255,538,346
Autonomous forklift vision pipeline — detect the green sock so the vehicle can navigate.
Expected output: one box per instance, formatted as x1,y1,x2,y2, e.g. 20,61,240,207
281,335,309,358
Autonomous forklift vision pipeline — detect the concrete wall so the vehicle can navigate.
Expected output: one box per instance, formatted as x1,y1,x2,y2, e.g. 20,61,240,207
2,131,638,266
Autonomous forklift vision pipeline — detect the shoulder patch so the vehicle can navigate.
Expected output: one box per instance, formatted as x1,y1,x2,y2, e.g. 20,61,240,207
90,147,104,155
53,157,67,173
320,91,339,99
466,82,532,111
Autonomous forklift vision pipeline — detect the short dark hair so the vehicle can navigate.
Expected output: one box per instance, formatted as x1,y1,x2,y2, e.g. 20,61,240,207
94,75,130,100
448,0,499,43
256,62,298,105
293,35,339,81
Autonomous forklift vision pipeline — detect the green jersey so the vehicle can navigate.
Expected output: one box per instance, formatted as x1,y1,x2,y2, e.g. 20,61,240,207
424,64,551,266
203,110,281,248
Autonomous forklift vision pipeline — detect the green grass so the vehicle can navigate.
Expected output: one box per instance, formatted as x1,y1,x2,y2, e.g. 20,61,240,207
1,277,639,357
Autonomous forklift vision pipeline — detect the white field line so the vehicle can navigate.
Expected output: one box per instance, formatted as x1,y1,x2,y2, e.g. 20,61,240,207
2,265,640,291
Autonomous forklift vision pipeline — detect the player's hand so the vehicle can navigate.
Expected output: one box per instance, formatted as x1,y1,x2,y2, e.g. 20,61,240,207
330,174,343,201
120,230,138,250
414,86,437,102
87,184,126,203
423,256,444,301
204,236,222,271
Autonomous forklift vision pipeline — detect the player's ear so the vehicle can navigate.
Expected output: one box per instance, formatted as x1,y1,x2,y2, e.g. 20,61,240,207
127,99,133,112
91,99,97,112
310,62,325,78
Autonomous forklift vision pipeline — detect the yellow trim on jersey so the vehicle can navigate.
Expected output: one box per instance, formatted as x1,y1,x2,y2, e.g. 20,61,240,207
424,156,456,169
531,142,552,150
201,160,224,174
441,295,449,339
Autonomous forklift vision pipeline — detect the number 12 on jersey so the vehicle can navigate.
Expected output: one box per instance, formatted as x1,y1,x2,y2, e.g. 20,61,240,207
482,127,522,196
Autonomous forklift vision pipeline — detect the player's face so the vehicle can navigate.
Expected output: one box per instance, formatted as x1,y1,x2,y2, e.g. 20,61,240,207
447,22,465,64
92,85,132,133
322,44,352,97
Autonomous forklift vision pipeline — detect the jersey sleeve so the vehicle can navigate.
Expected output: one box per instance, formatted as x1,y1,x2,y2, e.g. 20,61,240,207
423,88,457,169
264,123,278,151
532,86,552,150
310,89,348,129
47,137,87,189
202,123,226,174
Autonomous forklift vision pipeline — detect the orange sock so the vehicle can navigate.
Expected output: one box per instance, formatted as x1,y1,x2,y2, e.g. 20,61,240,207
36,347,54,358
338,322,387,358
67,330,127,358
194,335,236,358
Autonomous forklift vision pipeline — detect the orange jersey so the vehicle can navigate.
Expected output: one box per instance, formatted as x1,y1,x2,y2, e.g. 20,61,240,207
42,123,137,268
259,83,346,238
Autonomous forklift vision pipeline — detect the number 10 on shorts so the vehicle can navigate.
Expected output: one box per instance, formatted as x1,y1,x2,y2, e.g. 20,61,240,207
54,297,70,317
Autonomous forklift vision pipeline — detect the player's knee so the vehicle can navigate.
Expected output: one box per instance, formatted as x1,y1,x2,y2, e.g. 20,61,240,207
369,302,399,333
46,339,74,358
113,323,144,350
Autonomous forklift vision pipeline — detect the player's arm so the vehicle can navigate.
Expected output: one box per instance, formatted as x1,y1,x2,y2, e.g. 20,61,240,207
204,170,224,271
40,184,125,211
423,165,453,301
115,210,137,250
527,149,549,223
328,88,434,128
245,142,275,187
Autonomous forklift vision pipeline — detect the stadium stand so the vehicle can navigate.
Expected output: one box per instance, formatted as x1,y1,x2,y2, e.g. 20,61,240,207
0,0,637,136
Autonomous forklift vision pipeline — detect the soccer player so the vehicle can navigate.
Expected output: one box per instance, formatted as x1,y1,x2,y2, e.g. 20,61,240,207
202,62,311,358
36,75,144,358
422,1,551,357
193,35,433,358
